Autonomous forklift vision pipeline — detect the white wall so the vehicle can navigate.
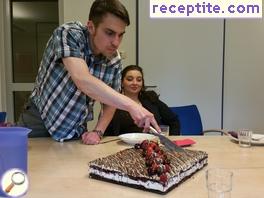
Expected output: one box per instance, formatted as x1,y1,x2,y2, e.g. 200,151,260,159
224,19,264,133
138,1,223,130
138,0,264,133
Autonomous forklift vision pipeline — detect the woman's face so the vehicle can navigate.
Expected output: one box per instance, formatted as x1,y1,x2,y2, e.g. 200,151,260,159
122,70,143,96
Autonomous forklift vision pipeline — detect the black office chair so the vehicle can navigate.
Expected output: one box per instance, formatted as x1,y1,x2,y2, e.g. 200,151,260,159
170,105,226,136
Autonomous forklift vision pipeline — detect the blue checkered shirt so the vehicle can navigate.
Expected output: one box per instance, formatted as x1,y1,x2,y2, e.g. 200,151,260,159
31,21,122,142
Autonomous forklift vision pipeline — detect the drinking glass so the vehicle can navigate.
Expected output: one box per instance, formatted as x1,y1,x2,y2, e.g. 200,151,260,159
206,168,233,198
238,129,252,148
159,125,169,136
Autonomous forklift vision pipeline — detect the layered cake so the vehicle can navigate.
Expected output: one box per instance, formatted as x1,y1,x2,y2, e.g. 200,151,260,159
89,140,208,194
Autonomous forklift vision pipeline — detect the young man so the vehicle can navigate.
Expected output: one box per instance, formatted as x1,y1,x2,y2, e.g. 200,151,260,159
18,0,160,144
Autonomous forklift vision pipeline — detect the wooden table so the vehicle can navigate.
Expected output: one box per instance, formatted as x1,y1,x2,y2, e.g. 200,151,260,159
26,136,264,198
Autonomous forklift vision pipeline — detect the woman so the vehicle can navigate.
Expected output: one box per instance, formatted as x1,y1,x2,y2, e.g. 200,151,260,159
104,65,180,136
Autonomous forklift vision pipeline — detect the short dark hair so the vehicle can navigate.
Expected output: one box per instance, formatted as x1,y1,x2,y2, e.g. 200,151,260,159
89,0,130,27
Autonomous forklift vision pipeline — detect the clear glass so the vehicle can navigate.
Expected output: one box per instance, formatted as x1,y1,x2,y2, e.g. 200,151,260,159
159,125,169,136
206,168,233,198
238,129,252,148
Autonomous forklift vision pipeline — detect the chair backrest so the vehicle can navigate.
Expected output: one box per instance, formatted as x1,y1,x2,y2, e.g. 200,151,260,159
0,112,6,123
170,105,203,136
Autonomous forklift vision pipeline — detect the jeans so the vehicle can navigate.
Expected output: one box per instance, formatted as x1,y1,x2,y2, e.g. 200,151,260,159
17,99,50,138
17,99,80,141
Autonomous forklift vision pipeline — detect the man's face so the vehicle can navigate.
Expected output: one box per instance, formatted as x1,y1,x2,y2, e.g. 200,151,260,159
87,13,127,58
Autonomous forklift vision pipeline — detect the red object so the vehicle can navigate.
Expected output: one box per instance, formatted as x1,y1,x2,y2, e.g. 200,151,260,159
173,139,196,147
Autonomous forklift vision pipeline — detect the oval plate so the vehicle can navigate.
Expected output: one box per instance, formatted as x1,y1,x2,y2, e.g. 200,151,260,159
228,133,264,145
118,133,157,145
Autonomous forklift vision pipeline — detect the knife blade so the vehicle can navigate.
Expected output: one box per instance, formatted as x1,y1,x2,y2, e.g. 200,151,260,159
149,126,185,152
99,138,119,144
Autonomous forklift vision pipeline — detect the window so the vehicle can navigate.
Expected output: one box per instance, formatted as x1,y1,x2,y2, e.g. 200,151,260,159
10,0,58,121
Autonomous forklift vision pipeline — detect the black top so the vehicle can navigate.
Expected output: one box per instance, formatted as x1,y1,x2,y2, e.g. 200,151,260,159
104,91,180,136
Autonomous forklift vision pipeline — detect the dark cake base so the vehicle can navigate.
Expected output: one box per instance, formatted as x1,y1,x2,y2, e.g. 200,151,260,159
89,163,207,195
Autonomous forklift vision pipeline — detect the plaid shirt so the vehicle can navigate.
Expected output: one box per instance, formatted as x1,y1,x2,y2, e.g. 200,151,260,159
31,21,122,142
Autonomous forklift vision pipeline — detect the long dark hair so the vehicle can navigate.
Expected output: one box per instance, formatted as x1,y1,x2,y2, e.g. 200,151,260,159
122,65,159,103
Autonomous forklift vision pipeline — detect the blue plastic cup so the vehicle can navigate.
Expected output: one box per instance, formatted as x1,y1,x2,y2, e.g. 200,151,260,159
0,127,31,196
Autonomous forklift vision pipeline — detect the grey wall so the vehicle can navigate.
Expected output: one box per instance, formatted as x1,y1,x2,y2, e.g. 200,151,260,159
224,19,264,133
138,1,223,130
138,1,264,132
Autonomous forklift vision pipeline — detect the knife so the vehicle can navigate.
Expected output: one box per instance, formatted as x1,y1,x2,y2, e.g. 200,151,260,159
149,126,185,152
99,138,119,144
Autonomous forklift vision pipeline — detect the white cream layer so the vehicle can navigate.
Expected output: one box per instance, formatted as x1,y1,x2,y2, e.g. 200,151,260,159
89,158,207,192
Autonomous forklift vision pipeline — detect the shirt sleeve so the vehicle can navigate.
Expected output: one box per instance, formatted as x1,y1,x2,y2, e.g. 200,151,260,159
52,23,86,60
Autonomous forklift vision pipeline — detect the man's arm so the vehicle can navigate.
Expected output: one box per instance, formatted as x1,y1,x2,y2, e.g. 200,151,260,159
63,57,160,131
63,57,129,109
82,104,115,144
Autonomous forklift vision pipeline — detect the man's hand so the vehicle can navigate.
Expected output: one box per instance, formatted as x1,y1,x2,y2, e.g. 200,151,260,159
129,104,161,133
81,131,101,145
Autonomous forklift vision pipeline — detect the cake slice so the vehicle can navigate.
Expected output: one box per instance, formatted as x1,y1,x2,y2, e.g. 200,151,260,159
89,141,208,194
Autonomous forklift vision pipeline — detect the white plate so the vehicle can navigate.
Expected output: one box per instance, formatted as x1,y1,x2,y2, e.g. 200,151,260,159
118,133,157,145
228,133,264,145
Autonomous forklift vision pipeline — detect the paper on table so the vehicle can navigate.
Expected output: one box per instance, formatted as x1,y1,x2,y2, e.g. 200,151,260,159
173,139,196,147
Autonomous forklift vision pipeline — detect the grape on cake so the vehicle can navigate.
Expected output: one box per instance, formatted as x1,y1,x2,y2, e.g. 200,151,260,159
89,140,208,194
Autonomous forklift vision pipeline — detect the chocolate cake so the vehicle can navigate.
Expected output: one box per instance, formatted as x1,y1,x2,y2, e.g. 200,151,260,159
89,141,208,194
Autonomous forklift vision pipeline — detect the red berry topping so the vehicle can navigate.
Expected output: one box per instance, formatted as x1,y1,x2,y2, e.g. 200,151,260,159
160,173,168,185
165,164,171,172
154,146,160,153
139,140,171,184
140,140,149,149
155,157,163,165
149,142,157,149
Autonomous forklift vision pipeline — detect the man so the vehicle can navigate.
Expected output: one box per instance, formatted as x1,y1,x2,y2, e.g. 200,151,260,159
18,0,160,144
